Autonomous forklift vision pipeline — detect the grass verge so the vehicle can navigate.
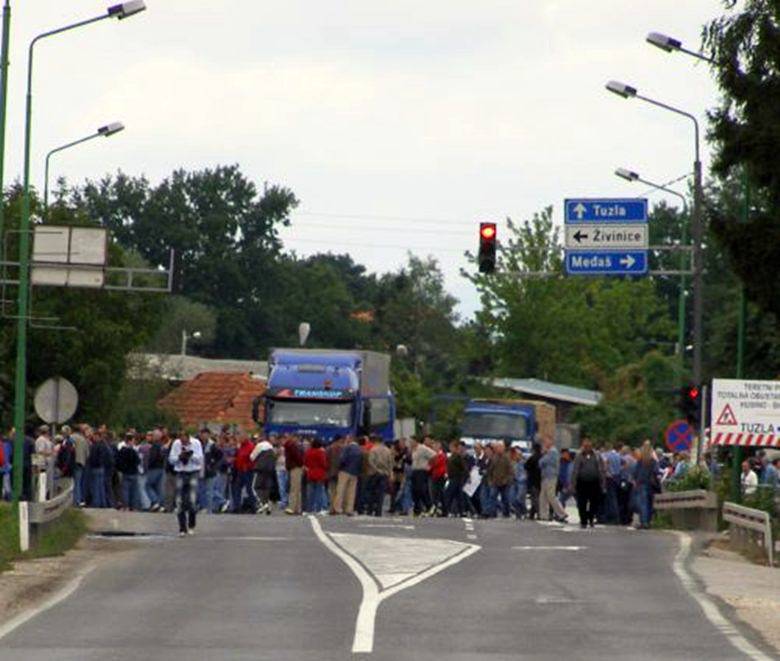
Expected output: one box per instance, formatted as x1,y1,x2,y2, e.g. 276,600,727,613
0,502,87,572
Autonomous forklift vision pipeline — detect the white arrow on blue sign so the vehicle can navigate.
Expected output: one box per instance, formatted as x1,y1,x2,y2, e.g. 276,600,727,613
565,250,648,276
565,198,647,223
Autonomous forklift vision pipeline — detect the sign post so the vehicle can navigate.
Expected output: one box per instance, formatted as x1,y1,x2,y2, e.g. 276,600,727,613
564,198,649,277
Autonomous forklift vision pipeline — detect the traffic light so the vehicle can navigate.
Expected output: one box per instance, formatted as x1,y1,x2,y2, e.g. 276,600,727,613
679,383,702,426
478,222,497,274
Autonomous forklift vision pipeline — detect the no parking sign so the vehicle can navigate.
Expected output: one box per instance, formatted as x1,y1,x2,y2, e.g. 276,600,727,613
665,419,693,453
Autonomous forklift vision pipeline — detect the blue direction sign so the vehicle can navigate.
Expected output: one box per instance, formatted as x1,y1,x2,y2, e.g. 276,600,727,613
565,198,647,223
565,250,648,276
665,419,694,453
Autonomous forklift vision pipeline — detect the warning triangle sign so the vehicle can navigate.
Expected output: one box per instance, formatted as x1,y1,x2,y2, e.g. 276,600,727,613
716,403,738,426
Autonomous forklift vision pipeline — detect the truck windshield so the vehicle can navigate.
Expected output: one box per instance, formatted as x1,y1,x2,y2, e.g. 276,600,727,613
268,400,353,428
462,412,528,440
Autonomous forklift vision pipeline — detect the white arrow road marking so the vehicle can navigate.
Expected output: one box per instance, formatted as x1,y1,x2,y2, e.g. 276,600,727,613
512,545,586,551
309,516,479,654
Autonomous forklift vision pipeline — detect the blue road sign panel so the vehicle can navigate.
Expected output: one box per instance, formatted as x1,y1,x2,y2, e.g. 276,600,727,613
565,250,648,276
565,198,647,223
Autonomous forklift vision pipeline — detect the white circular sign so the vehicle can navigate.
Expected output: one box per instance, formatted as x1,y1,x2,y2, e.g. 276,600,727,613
34,377,78,424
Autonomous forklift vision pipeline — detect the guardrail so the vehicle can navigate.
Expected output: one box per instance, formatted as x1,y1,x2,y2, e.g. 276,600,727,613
18,477,74,551
654,489,719,532
722,501,775,567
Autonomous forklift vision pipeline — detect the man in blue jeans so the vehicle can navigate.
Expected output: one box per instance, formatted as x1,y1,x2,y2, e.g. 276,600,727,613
603,443,622,524
169,432,203,536
145,432,165,511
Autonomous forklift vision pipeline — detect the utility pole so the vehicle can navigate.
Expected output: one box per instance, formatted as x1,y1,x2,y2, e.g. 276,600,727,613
0,1,11,253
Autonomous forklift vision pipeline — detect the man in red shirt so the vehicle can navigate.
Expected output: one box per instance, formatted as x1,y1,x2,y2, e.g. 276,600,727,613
232,435,256,513
303,439,329,513
429,439,448,517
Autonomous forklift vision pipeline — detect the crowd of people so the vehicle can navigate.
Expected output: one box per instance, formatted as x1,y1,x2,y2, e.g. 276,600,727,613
1,424,778,534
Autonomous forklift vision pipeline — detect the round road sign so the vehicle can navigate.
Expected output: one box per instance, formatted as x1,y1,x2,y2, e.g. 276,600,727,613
665,419,693,453
34,377,78,424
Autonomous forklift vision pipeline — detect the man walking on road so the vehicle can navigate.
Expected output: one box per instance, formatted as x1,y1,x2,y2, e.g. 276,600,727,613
571,438,605,528
539,437,568,522
169,432,203,536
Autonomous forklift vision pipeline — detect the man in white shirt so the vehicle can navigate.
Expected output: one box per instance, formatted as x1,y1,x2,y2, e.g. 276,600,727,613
169,432,204,537
34,425,54,498
741,460,758,496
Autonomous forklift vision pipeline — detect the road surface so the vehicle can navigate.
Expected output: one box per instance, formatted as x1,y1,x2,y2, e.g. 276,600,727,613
0,512,773,660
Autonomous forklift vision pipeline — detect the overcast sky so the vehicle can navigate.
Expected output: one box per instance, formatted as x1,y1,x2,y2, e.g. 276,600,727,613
8,1,723,318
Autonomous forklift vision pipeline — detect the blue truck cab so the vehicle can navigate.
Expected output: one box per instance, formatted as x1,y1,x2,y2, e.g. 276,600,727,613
263,349,395,443
460,399,554,451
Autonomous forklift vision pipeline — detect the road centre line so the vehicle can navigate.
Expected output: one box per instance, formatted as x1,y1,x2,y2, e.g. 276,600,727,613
309,515,479,654
512,545,586,551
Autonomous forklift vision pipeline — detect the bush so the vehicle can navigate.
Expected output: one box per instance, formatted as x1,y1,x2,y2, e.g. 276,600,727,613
666,466,712,492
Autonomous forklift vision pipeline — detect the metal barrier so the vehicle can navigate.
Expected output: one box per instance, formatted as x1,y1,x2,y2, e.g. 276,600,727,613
654,489,719,532
723,501,775,567
18,478,74,551
29,477,73,524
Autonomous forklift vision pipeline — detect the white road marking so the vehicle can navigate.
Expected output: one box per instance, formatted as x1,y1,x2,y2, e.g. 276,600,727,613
512,545,585,551
671,531,771,661
0,564,95,642
309,516,479,654
195,536,291,541
467,534,477,540
358,524,415,531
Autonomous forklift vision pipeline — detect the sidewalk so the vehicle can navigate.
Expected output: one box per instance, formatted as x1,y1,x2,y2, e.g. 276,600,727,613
692,538,780,654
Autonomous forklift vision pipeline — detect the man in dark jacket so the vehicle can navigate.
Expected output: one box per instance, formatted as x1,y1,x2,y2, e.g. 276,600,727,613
333,436,362,515
444,440,468,517
116,433,141,510
571,438,606,529
486,442,514,518
525,443,542,520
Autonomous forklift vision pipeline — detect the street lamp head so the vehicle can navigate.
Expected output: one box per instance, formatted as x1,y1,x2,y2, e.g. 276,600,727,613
615,167,639,182
646,31,682,53
192,331,202,340
107,1,147,19
605,80,637,99
98,121,125,137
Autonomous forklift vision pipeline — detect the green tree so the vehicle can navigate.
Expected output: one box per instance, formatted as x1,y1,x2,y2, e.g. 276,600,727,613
704,0,780,318
73,165,299,359
0,188,164,425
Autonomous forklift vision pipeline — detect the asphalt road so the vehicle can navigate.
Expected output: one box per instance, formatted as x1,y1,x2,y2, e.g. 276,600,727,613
0,511,773,661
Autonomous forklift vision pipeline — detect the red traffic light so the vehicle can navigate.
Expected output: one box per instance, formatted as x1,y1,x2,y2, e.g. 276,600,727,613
480,223,496,240
688,386,700,401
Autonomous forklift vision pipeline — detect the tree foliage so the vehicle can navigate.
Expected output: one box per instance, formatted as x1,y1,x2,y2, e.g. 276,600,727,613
704,0,780,317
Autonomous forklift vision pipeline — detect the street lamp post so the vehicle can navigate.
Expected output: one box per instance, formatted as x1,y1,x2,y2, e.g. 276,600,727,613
605,81,704,390
0,0,11,257
615,167,689,368
44,122,125,213
11,1,147,505
181,330,201,356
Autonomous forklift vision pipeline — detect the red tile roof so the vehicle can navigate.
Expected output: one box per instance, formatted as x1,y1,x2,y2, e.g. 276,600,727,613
158,372,266,431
